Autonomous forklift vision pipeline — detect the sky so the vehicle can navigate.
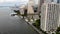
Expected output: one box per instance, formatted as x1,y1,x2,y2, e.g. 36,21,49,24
0,0,58,6
0,0,28,3
0,0,28,6
0,0,38,6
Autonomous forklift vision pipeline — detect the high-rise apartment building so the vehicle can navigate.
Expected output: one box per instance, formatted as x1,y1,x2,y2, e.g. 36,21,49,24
41,3,60,32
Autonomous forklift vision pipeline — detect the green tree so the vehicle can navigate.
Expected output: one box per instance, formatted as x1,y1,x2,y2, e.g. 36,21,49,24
14,10,20,15
32,19,40,29
56,27,60,34
56,27,60,32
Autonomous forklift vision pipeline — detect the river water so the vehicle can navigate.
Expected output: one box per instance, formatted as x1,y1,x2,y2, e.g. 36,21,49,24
0,7,39,34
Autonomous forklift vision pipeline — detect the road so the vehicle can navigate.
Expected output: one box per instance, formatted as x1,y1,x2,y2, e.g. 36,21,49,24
0,7,39,34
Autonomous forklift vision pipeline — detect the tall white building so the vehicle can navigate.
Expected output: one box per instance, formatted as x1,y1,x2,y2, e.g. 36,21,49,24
41,2,60,32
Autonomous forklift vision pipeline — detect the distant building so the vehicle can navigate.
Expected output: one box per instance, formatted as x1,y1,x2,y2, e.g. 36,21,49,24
41,2,60,33
44,0,52,3
27,0,34,14
37,0,44,13
33,0,38,6
19,5,26,15
44,0,60,3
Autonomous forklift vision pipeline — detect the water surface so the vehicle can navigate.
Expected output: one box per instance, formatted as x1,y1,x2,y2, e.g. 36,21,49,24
0,7,39,34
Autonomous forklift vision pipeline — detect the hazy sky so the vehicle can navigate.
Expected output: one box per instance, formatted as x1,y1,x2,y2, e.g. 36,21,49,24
0,0,28,6
0,0,38,6
0,0,28,3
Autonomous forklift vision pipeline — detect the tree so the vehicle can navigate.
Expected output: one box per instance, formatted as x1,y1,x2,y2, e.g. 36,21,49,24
32,19,40,29
56,27,60,34
14,10,20,15
56,27,60,32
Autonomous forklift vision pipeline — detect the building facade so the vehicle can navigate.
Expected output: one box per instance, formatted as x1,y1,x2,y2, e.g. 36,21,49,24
37,0,44,13
41,3,60,32
44,0,53,3
27,0,34,14
44,0,60,3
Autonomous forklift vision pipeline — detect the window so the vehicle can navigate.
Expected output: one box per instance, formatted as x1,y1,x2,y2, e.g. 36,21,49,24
57,0,60,3
51,0,53,2
54,4,55,11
